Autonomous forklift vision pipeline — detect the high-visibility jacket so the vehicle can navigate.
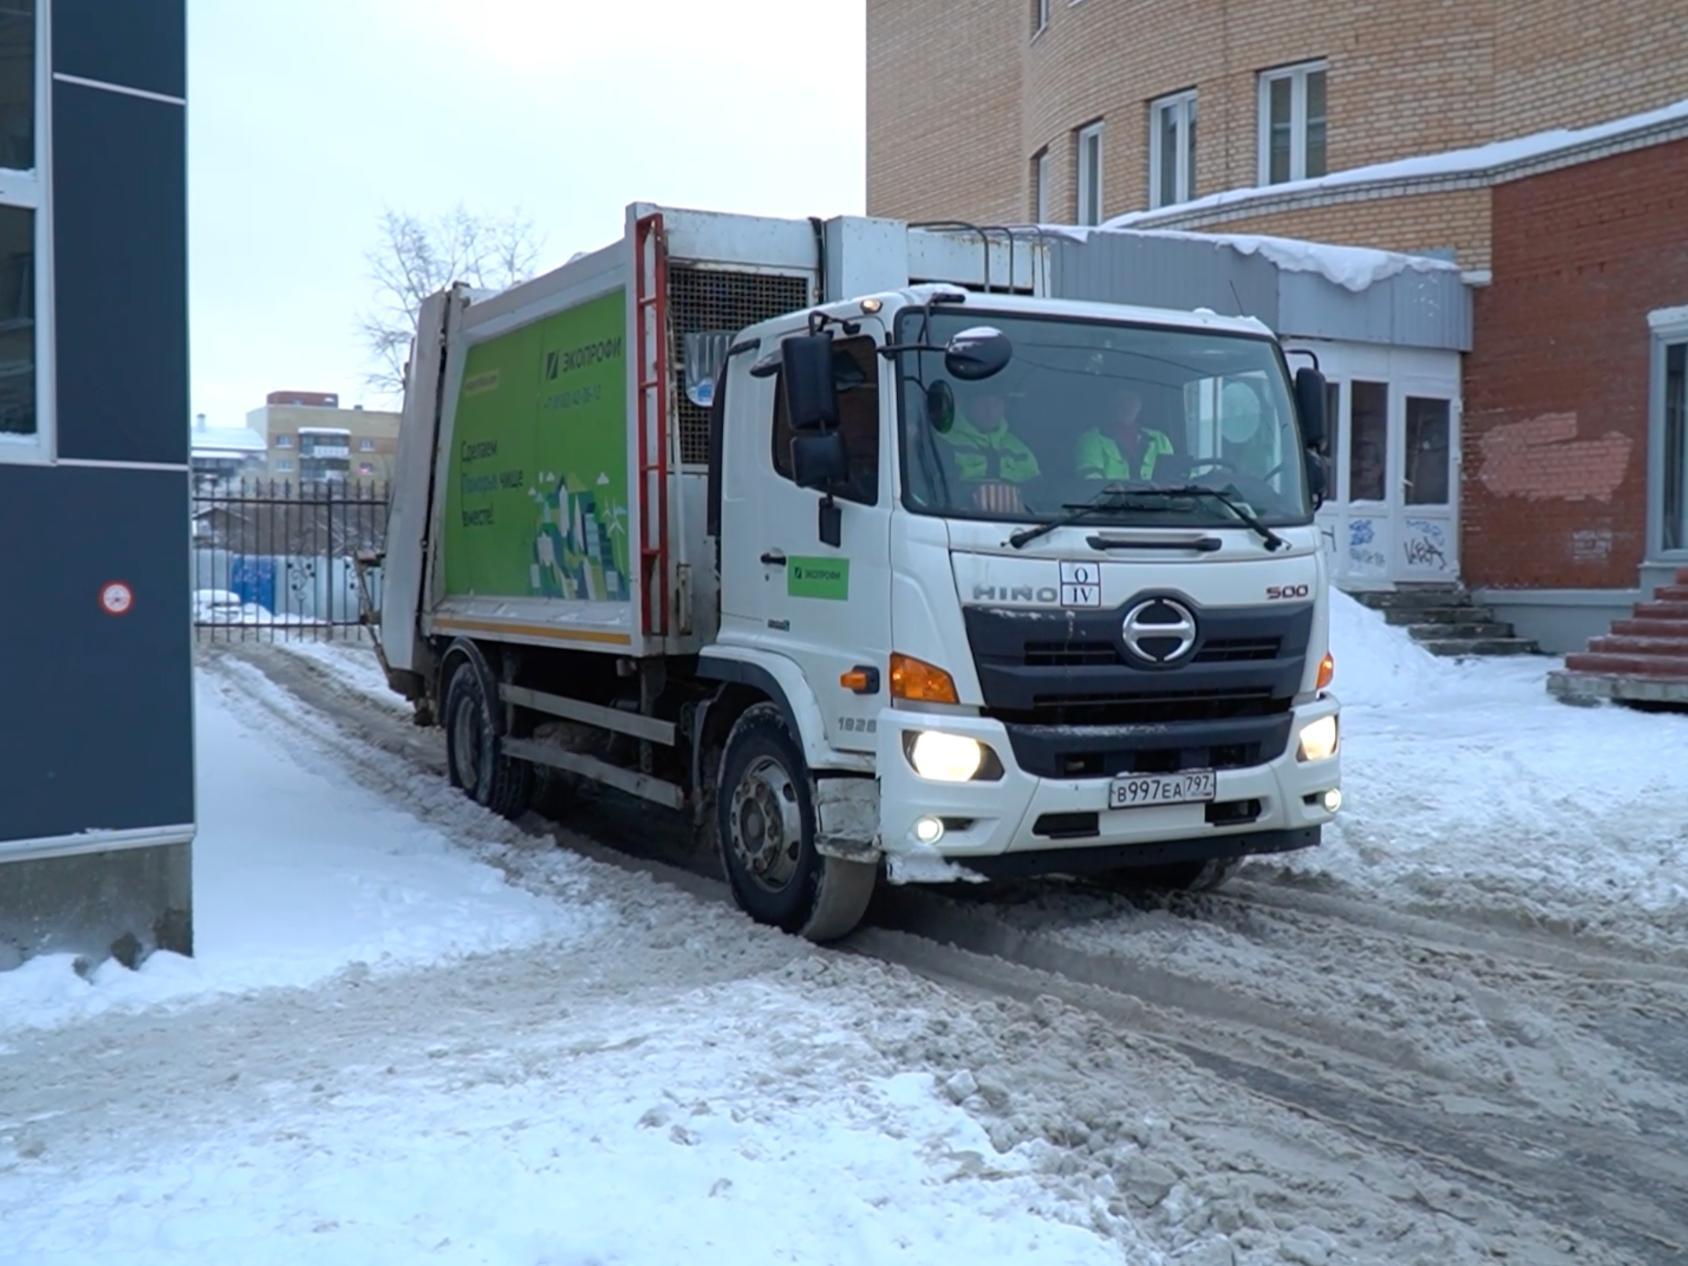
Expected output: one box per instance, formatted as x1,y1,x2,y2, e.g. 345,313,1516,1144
939,413,1040,482
1075,426,1174,481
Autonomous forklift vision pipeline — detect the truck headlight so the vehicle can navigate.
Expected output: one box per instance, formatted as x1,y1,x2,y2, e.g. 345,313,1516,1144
1298,715,1339,762
903,731,1005,782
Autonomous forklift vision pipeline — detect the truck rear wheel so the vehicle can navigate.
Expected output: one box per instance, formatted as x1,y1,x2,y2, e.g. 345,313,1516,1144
443,661,533,820
717,703,875,942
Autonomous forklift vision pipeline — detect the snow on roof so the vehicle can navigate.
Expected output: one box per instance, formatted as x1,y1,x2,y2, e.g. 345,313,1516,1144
1042,224,1459,293
190,425,266,454
1097,95,1688,231
297,426,352,435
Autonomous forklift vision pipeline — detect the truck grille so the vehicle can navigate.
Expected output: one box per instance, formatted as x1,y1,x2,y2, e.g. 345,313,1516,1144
668,265,811,466
1022,636,1282,668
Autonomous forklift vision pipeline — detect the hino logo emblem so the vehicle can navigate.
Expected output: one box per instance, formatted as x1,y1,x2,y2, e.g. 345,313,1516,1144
1122,598,1198,665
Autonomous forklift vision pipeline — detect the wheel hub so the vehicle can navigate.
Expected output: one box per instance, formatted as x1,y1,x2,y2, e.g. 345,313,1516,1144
729,755,802,893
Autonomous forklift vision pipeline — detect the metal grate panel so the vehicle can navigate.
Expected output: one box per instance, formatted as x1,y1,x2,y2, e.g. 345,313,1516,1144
667,265,811,466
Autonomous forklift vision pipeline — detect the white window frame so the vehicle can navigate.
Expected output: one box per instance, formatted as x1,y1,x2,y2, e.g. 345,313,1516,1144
358,437,376,452
1647,306,1688,560
1032,0,1050,39
1076,121,1104,226
275,458,294,473
274,434,293,448
0,5,53,466
1031,148,1049,222
1257,60,1327,186
1149,89,1196,209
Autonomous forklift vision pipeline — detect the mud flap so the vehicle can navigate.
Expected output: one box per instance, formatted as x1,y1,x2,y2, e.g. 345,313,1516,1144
813,776,882,862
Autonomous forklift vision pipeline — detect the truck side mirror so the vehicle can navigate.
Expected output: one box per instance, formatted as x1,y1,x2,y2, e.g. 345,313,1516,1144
792,430,848,492
1304,449,1328,505
780,333,839,431
1295,366,1328,450
945,327,1011,381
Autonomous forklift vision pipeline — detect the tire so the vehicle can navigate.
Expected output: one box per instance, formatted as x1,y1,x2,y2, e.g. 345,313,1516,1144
442,660,533,820
717,703,876,942
1115,857,1241,893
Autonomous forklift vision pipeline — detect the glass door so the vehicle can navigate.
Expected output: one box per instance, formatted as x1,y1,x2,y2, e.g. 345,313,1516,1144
1662,340,1687,556
1395,385,1459,580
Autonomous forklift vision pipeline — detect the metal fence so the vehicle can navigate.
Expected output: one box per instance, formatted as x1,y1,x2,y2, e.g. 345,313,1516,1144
191,479,389,642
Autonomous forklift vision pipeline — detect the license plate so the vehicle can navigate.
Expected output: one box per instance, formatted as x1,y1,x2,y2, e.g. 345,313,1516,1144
1108,770,1217,809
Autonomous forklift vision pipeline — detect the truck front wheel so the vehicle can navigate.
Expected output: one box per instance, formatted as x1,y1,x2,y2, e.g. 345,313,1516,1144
443,660,533,821
717,703,875,942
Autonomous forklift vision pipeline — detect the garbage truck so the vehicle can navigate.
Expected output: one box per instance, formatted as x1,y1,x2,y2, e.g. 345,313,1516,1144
376,203,1342,941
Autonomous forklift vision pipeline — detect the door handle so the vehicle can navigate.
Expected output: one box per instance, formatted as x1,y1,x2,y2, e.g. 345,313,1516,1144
759,550,787,567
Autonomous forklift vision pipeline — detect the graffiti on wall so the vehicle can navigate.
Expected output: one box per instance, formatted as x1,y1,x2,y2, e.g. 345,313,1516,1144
1346,517,1388,577
1401,518,1453,573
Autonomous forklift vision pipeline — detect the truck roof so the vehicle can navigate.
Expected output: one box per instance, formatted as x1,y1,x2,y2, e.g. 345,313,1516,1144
747,285,1279,344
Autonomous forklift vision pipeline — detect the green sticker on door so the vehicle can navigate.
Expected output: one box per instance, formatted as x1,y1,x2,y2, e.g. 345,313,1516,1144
786,556,850,600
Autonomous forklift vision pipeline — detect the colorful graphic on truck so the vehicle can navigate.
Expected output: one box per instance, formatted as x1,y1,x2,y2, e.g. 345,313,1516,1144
443,289,630,602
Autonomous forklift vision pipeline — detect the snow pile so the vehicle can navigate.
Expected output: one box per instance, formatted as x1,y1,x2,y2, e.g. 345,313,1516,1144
0,674,615,1032
273,636,412,714
1094,95,1688,230
1045,226,1457,293
1326,588,1449,707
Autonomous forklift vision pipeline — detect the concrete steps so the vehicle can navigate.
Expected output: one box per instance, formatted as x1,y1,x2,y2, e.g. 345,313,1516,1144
1549,568,1688,708
1351,586,1541,659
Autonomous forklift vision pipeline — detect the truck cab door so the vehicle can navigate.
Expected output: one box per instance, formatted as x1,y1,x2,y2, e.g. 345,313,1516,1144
718,323,893,757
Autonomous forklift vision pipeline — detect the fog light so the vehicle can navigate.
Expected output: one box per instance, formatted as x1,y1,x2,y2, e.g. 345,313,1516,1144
1298,715,1339,762
1322,788,1343,813
909,731,984,782
913,815,945,845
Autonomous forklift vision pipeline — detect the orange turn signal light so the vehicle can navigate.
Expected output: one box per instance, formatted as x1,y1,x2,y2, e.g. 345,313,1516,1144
840,667,877,694
889,653,959,705
1317,652,1335,691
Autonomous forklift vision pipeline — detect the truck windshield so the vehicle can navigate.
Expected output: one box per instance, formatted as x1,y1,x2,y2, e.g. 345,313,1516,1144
896,309,1312,530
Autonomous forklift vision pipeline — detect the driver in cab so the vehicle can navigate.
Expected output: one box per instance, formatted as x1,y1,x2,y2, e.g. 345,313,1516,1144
1075,386,1175,483
938,382,1040,514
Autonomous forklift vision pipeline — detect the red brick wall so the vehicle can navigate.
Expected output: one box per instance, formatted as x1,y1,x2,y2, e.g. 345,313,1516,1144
1463,138,1688,589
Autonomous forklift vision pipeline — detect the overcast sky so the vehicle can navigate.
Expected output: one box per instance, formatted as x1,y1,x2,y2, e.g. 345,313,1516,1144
188,0,866,430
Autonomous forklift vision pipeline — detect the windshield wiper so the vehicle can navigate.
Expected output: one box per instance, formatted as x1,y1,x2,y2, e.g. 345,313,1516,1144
1007,486,1159,549
1127,485,1288,551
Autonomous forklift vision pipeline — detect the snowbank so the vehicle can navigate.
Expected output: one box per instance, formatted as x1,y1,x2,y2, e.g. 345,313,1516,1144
1326,589,1449,707
0,673,613,1032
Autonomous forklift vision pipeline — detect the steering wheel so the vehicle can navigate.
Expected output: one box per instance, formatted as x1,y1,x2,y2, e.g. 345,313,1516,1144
1181,458,1243,480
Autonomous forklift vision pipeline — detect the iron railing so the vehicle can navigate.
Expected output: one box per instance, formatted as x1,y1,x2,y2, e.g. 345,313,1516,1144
191,479,389,642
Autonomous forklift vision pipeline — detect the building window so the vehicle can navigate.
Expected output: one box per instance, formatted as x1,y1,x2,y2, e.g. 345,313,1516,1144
1258,61,1327,185
358,438,375,452
1348,380,1387,502
1031,0,1049,38
1664,339,1687,553
1031,148,1050,222
0,2,41,456
1076,121,1103,226
274,434,293,448
276,458,293,473
1149,90,1196,209
358,462,375,476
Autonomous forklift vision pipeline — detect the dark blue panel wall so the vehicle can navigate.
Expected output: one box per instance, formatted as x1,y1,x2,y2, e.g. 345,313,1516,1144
52,80,188,465
52,0,185,99
0,464,194,842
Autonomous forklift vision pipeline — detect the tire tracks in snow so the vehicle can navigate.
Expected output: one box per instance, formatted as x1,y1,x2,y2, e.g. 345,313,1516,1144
208,644,1688,1264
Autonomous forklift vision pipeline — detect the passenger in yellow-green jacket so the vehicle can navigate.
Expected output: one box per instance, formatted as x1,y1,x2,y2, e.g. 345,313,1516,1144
1076,386,1175,482
939,385,1040,513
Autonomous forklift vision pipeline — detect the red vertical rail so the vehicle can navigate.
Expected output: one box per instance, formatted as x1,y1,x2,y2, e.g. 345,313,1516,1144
633,213,670,639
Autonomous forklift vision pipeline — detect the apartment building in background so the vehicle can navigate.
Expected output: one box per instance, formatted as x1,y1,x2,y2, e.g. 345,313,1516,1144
246,389,401,483
866,1,1688,697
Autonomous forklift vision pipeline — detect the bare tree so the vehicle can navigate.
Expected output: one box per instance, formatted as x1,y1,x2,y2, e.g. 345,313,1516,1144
359,204,544,394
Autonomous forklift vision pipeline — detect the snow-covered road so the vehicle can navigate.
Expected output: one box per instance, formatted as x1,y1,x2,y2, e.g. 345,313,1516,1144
4,603,1687,1265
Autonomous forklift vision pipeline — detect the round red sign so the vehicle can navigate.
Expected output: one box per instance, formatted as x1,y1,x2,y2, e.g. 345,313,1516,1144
100,581,134,616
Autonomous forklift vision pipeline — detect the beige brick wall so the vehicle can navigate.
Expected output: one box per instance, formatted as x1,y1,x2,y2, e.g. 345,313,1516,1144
1202,189,1495,272
865,0,1024,225
868,0,1684,252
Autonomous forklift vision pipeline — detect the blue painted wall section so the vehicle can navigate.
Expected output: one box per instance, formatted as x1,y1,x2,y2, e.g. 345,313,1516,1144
0,0,192,964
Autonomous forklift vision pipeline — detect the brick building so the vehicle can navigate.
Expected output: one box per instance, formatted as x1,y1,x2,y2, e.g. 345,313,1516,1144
866,1,1688,689
247,390,401,484
867,0,1688,270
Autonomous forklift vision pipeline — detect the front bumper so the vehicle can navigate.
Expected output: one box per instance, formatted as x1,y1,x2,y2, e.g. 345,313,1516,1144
874,699,1341,880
